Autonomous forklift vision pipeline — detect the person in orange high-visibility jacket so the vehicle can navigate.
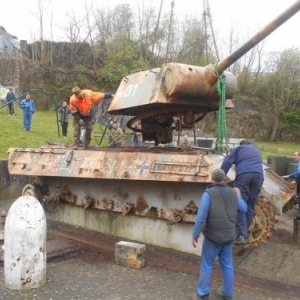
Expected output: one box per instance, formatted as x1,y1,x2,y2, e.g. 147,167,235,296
70,86,114,149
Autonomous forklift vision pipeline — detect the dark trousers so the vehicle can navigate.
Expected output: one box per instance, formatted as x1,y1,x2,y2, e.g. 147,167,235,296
61,122,68,137
297,191,300,214
73,117,92,145
109,142,121,147
234,173,264,238
7,102,15,115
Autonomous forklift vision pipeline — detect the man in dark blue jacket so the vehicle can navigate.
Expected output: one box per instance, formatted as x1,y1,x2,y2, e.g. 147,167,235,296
5,88,16,116
221,139,264,244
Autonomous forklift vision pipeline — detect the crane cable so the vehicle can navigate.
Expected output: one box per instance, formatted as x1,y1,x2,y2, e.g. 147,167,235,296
164,0,175,64
203,0,220,62
150,0,164,69
203,0,209,63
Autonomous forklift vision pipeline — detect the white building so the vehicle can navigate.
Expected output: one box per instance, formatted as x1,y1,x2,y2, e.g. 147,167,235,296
0,25,19,55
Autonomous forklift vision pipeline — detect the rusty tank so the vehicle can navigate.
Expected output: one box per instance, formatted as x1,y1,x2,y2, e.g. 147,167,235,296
6,1,300,254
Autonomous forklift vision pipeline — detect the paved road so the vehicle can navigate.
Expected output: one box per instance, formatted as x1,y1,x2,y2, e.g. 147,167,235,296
0,199,300,299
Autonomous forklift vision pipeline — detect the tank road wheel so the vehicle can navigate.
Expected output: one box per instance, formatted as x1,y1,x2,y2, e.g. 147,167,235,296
246,196,277,247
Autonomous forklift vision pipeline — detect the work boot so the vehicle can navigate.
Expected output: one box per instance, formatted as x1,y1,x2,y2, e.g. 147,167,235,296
72,142,84,150
198,294,209,299
234,236,245,245
84,144,91,149
219,293,233,300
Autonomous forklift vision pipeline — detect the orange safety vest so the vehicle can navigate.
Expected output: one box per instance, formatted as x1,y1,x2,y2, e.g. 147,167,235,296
70,90,106,116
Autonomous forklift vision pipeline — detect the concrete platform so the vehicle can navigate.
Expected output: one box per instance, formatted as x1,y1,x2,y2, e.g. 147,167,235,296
0,199,299,299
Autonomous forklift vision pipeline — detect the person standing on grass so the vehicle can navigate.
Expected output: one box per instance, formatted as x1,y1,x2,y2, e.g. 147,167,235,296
5,88,16,116
19,93,35,131
58,101,71,138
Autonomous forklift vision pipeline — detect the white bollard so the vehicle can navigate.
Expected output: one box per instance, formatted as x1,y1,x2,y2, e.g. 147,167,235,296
4,195,46,290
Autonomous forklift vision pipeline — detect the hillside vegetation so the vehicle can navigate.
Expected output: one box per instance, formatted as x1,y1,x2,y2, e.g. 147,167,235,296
0,105,298,160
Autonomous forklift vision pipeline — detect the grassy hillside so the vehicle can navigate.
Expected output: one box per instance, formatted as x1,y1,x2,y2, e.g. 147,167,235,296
0,105,299,160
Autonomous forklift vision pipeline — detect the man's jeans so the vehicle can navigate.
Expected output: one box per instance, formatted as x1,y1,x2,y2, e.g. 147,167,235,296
235,172,264,238
197,238,234,298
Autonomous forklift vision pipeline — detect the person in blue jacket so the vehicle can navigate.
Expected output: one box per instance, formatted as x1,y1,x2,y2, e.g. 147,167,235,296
20,93,35,131
192,168,247,300
221,139,264,245
5,88,16,116
282,151,300,217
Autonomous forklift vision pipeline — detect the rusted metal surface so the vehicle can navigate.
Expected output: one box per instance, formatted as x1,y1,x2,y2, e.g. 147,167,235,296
7,145,220,226
261,168,297,214
7,146,220,183
7,145,296,236
108,63,237,116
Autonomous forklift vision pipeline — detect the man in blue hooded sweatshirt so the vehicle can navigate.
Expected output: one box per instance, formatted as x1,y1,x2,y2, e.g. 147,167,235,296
221,139,264,244
20,93,35,131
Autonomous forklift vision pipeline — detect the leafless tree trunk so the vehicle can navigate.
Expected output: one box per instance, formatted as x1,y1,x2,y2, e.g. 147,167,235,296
37,0,45,61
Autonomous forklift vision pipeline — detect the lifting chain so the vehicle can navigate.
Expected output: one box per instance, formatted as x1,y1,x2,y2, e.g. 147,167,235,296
202,0,209,63
213,63,229,154
164,0,175,64
150,0,164,69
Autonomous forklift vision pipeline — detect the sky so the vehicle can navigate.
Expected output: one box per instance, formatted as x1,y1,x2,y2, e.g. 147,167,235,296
1,0,300,54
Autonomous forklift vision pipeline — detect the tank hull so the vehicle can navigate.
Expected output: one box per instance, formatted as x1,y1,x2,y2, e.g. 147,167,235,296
7,145,296,252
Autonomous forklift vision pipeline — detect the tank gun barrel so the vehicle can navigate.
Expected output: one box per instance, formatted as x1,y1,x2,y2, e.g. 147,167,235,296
217,0,300,73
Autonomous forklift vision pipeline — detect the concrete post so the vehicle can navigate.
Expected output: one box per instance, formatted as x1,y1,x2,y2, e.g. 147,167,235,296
293,217,300,243
4,195,46,290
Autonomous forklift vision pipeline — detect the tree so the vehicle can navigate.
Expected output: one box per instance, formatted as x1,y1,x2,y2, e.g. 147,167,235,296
256,48,300,141
174,17,206,65
97,36,148,87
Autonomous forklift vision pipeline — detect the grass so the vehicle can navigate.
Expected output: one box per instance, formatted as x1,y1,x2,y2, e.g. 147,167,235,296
0,106,111,159
255,142,299,160
0,105,299,160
